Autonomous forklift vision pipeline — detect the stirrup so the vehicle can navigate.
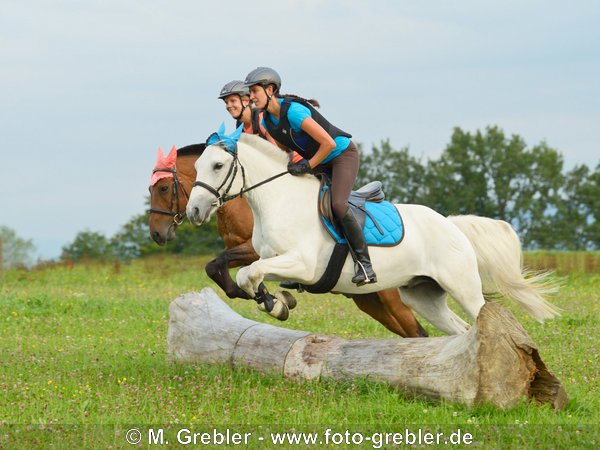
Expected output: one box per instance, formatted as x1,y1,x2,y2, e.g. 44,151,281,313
351,262,377,286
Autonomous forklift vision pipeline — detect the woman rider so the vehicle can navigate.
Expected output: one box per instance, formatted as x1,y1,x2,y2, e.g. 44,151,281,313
243,67,377,285
218,80,270,138
219,79,303,162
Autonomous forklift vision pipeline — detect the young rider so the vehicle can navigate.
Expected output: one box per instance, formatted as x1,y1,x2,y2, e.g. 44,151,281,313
218,80,269,138
218,80,302,162
243,67,377,286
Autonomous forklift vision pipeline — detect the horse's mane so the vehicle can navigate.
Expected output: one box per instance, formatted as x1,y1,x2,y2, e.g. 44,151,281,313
238,134,290,167
177,143,206,157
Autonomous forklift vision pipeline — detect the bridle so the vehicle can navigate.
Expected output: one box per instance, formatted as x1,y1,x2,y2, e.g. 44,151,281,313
192,142,289,208
148,168,190,226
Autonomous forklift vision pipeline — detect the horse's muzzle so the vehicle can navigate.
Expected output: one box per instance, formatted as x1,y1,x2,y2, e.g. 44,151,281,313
151,231,165,245
187,205,208,226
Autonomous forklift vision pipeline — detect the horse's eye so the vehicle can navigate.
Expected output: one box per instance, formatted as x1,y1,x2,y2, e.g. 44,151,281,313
214,162,224,170
160,185,169,193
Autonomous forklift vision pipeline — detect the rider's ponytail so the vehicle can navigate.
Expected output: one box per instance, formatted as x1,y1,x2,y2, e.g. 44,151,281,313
277,93,320,108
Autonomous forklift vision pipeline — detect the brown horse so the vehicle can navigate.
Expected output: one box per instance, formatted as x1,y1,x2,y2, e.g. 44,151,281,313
148,144,428,338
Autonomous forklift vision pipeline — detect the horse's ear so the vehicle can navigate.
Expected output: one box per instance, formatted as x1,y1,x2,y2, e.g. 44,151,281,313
165,145,177,168
231,123,244,142
155,146,165,167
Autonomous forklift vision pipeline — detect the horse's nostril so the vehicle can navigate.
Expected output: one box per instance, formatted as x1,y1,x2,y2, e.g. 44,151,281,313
193,207,200,217
151,231,161,243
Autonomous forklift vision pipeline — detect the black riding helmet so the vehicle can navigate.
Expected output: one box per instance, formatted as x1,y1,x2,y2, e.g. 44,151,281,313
218,80,249,100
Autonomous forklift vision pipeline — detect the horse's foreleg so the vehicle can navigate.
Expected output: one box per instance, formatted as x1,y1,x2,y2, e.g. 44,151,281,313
236,254,305,321
236,254,307,296
205,241,259,300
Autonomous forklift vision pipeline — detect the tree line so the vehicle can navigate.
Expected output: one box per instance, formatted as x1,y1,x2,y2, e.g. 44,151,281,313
60,125,600,261
2,125,598,267
357,126,599,250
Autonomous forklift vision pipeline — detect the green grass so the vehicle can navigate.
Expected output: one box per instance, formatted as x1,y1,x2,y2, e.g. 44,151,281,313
0,255,598,449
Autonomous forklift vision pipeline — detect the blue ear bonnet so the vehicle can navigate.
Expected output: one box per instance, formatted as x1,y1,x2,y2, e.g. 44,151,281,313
206,122,243,154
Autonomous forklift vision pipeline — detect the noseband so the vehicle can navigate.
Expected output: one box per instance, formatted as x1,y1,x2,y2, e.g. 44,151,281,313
192,145,289,207
148,168,189,225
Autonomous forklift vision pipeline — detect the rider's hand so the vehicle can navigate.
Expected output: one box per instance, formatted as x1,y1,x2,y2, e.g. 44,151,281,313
287,159,312,176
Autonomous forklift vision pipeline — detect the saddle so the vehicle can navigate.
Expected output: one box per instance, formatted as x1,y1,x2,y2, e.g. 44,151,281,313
293,176,404,294
318,175,404,247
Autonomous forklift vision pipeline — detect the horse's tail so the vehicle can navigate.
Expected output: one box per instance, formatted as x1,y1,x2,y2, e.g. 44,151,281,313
447,214,560,322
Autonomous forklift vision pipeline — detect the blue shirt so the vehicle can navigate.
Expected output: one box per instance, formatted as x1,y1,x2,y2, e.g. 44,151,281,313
263,99,351,164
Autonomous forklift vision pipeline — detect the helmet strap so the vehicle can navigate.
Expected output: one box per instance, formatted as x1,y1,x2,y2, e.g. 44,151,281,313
261,85,273,110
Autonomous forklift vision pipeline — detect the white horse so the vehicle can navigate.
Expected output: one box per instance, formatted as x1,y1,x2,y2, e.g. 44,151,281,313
187,134,559,335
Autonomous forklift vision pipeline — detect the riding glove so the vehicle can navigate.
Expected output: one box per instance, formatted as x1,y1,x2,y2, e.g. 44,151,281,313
287,159,312,176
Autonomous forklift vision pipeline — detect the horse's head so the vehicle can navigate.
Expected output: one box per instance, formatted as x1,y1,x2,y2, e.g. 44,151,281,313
148,146,182,244
148,145,204,245
186,142,239,226
187,125,291,227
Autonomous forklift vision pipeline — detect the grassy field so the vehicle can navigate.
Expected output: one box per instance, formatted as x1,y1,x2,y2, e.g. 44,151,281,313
0,254,598,449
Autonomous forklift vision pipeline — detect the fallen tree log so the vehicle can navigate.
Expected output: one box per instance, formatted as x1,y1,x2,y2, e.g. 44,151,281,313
167,288,567,410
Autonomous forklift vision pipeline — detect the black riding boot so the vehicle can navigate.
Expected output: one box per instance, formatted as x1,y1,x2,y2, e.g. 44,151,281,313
339,209,377,286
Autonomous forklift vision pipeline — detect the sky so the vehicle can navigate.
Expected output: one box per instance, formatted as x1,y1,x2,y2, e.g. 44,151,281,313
1,0,599,260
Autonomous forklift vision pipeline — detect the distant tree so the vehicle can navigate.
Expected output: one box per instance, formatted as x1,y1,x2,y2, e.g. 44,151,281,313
61,230,114,262
518,142,565,249
113,205,224,258
551,164,591,250
0,226,37,268
157,221,224,255
110,213,150,260
423,126,532,220
357,140,427,203
581,163,600,249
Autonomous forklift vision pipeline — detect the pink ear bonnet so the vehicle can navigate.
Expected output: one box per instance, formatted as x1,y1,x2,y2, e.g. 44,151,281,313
150,146,177,186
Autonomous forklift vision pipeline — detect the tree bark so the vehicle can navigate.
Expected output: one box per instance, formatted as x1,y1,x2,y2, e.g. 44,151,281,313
167,288,567,410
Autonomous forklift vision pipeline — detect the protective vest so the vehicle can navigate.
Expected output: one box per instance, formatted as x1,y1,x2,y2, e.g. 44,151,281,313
263,95,352,160
236,109,267,139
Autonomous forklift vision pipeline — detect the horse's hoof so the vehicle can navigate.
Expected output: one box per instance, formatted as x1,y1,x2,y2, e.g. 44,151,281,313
276,291,297,310
268,299,289,321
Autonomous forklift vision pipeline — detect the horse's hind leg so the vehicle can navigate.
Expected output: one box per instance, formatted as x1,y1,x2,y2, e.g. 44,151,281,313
205,241,258,300
435,268,487,322
351,293,410,337
377,288,429,337
399,282,470,335
352,290,429,337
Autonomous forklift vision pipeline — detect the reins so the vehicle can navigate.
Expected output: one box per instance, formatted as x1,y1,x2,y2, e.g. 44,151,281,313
192,145,290,207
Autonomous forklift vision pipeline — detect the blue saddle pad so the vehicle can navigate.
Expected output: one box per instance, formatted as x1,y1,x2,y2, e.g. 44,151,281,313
322,200,404,247
363,201,404,245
